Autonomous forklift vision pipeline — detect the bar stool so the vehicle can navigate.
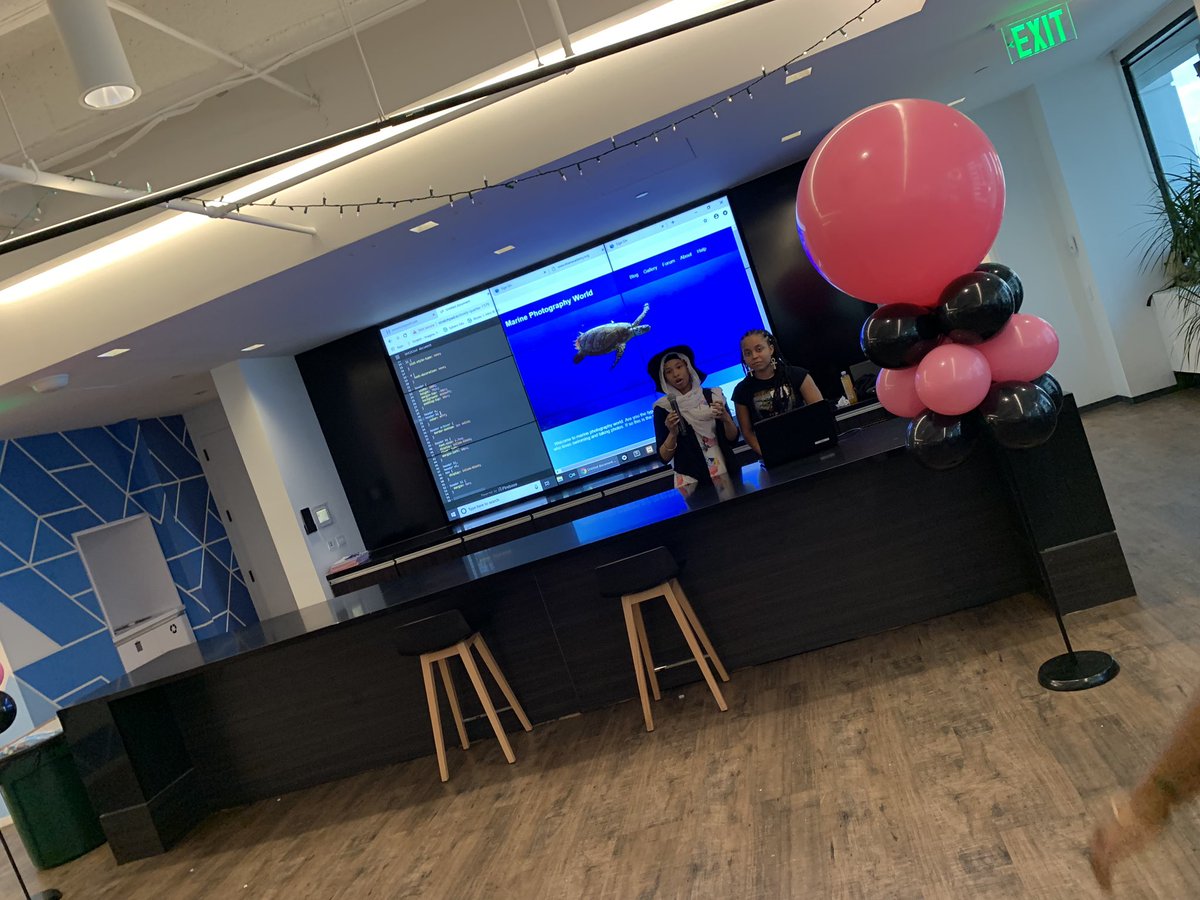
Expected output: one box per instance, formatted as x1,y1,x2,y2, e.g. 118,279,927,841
596,547,729,732
394,610,533,782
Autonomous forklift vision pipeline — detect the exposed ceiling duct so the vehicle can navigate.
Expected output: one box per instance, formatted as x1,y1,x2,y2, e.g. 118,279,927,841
46,0,141,109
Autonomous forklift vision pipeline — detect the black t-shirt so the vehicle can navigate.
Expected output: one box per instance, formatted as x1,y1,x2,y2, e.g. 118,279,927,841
732,365,810,426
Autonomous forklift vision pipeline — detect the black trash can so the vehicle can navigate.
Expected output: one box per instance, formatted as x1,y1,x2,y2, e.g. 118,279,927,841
0,731,105,869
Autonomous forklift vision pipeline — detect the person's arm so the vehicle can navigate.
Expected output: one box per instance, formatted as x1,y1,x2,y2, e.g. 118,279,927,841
655,406,681,463
710,391,738,441
721,407,738,442
1090,694,1200,889
736,403,760,455
799,373,824,405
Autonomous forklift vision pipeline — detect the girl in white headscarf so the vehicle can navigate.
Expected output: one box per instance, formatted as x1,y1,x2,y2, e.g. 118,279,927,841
650,346,739,501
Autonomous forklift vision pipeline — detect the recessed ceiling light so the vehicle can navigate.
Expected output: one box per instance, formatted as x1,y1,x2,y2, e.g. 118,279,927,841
30,373,69,393
785,67,813,85
493,245,515,255
781,129,804,143
241,343,265,352
97,348,129,357
948,97,967,107
409,220,439,234
635,191,650,199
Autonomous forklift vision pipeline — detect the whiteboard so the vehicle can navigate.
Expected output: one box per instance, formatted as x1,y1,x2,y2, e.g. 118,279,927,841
74,514,182,637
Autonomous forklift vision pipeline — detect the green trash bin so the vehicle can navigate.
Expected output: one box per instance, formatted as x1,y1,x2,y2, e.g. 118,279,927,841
0,731,106,869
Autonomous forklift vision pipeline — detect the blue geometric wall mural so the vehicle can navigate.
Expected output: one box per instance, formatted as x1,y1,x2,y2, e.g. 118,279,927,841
0,415,258,723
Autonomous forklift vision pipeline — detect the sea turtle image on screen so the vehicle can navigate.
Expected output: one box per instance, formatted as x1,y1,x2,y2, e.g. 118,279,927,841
572,303,651,368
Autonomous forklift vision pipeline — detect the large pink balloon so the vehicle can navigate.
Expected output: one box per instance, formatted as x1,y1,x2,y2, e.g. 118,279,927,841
915,345,992,416
797,99,1005,306
978,314,1060,382
876,367,925,418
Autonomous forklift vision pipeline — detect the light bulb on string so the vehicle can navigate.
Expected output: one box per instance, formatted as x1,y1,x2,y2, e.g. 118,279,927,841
712,108,719,119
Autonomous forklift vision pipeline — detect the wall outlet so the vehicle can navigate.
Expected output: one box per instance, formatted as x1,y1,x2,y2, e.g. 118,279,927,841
326,539,337,551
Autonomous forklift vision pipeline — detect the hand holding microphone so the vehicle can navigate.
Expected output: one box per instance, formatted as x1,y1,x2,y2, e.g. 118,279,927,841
668,396,690,436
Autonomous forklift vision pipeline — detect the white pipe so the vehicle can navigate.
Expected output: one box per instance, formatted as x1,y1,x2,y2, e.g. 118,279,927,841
0,160,315,235
107,1,319,107
546,0,574,57
197,209,316,235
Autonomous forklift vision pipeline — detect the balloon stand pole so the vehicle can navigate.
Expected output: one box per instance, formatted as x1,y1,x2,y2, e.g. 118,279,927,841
1036,583,1119,693
0,828,62,900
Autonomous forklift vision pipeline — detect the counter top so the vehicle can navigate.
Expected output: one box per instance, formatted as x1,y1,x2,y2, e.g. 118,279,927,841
66,418,908,707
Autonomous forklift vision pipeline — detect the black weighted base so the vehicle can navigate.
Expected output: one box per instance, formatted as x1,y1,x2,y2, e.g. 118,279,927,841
32,892,63,900
1038,650,1120,692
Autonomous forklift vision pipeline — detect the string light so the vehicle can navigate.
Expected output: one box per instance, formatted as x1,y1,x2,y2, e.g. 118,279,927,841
222,0,882,219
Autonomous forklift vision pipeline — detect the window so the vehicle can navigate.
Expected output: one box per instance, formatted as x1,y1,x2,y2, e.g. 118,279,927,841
1123,9,1200,187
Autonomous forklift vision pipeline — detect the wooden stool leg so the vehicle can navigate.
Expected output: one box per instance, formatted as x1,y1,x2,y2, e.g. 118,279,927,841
663,585,728,712
420,655,449,781
437,658,470,750
632,603,661,700
459,642,517,764
622,596,655,732
472,634,533,732
671,578,730,682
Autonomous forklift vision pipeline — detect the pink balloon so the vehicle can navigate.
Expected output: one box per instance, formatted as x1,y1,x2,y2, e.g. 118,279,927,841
915,345,992,416
978,314,1060,382
797,99,1005,306
876,367,925,418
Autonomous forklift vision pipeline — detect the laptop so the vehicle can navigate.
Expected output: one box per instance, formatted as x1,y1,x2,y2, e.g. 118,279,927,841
754,400,839,468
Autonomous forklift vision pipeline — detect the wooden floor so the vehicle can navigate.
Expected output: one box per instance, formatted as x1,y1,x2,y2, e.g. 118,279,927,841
6,390,1200,899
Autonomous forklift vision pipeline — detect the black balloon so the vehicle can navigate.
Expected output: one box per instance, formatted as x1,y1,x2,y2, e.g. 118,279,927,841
976,262,1024,312
979,381,1059,449
936,272,1014,343
1031,372,1064,411
906,411,979,470
0,691,16,734
860,303,941,369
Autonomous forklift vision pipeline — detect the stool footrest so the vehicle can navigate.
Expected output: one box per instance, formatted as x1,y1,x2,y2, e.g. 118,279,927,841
417,633,532,781
620,578,730,733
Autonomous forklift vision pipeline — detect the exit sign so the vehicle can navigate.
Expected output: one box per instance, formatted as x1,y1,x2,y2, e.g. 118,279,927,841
1002,3,1077,63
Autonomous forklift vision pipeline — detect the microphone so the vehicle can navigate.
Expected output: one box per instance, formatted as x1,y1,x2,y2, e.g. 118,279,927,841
668,396,689,436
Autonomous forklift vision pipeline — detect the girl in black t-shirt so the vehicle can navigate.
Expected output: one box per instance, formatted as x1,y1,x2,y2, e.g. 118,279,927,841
732,329,824,457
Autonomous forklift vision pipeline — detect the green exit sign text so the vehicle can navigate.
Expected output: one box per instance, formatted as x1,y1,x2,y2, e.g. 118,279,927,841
1002,3,1077,64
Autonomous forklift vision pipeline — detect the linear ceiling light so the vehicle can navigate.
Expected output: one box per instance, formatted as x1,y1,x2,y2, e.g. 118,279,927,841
47,0,141,109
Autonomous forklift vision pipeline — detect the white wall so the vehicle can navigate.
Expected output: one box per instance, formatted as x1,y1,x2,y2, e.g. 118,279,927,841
184,401,298,621
1033,57,1178,398
974,91,1121,407
970,22,1182,404
211,357,364,605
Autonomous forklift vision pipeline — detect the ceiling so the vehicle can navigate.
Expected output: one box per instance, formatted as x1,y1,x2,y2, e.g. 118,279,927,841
0,0,1181,438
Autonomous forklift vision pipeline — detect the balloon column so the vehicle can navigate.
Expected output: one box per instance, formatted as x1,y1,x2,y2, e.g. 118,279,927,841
796,99,1062,469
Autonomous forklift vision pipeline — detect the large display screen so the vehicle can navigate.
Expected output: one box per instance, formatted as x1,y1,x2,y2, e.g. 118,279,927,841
381,196,771,523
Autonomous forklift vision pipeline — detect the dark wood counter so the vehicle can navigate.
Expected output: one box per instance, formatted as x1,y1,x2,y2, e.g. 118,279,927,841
59,401,1133,863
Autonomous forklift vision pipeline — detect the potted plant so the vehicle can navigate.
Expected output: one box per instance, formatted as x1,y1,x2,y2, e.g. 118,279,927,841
1144,159,1200,374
